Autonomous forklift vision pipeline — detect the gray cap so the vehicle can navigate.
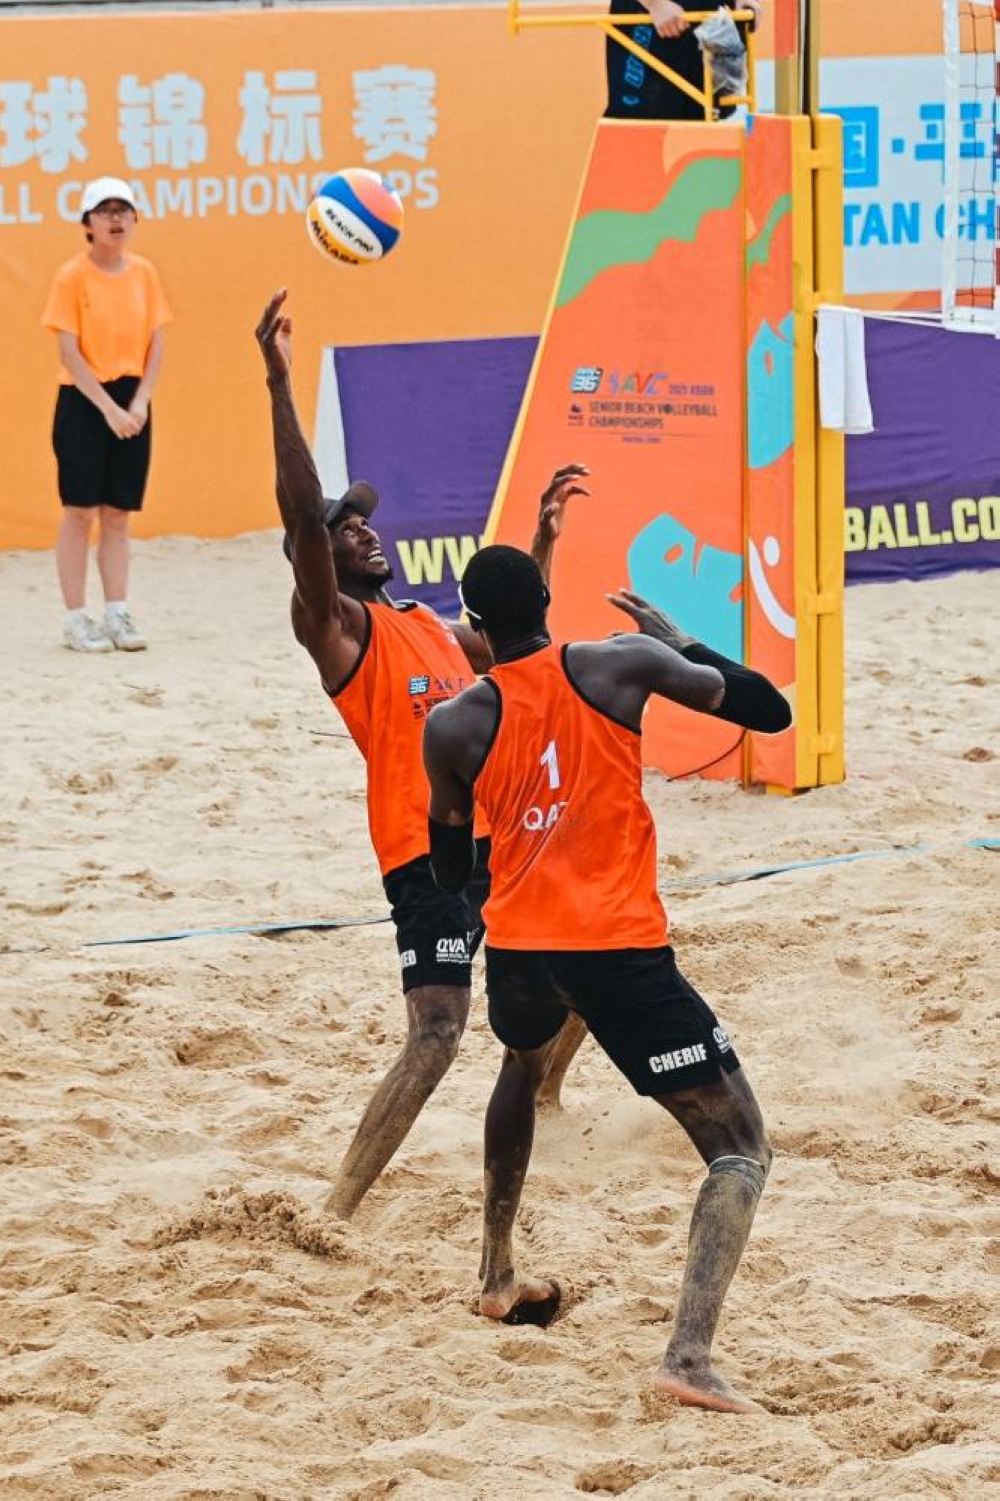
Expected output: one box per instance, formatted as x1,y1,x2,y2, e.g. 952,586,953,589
282,481,379,561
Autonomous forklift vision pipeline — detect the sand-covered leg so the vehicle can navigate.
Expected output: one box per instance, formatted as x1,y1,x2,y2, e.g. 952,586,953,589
479,1042,562,1327
654,1069,771,1413
325,983,469,1220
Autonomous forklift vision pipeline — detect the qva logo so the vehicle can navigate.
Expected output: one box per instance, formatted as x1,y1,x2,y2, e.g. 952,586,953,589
436,937,469,962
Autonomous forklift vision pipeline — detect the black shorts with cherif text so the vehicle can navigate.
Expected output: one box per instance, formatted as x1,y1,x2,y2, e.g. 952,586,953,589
485,944,741,1095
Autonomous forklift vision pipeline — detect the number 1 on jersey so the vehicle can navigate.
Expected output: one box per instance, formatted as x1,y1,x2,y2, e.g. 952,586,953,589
540,738,561,790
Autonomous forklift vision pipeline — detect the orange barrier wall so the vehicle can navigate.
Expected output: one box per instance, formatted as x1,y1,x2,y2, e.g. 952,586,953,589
487,115,844,789
743,113,802,789
487,120,749,782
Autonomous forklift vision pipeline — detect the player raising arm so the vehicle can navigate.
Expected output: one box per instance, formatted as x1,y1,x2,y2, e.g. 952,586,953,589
255,290,588,1220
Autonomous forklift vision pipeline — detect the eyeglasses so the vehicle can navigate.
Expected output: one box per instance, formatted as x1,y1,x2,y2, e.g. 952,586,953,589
91,203,135,218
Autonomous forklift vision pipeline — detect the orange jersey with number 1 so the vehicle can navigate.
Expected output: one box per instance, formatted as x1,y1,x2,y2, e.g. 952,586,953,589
475,643,668,951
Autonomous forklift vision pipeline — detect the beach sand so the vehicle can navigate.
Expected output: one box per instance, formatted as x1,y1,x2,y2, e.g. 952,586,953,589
1,537,997,1499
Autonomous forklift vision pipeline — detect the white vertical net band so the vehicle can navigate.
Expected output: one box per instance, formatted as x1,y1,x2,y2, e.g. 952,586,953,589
942,0,999,332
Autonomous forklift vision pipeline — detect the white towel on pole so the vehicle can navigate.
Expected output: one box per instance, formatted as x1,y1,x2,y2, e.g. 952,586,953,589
815,305,874,434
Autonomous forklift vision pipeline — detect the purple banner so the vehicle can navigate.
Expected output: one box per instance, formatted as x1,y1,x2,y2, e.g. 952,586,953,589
333,337,537,617
331,325,999,607
844,320,1000,582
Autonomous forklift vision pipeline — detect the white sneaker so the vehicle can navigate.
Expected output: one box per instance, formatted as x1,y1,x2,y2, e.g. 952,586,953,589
63,613,113,653
105,610,147,652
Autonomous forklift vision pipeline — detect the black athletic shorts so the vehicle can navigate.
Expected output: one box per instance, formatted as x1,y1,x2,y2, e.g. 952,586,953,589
383,837,491,993
53,376,152,511
485,944,741,1095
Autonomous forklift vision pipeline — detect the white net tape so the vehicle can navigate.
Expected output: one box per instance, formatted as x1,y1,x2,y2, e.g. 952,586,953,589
942,0,999,332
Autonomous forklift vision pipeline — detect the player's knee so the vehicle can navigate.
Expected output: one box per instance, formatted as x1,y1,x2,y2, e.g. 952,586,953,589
501,1045,551,1090
411,1009,465,1061
708,1150,770,1203
728,1091,772,1176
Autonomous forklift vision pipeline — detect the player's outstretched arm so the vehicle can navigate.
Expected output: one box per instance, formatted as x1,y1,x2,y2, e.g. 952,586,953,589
607,589,792,733
447,464,590,674
256,289,342,626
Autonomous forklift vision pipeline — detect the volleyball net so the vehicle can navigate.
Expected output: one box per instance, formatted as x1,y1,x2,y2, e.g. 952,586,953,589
942,0,999,331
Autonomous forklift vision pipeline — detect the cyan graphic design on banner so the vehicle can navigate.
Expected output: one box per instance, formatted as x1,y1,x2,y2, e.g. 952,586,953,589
556,156,742,308
627,515,744,661
628,515,797,660
747,314,795,470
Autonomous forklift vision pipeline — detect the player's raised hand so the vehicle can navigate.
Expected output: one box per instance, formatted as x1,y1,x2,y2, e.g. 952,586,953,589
606,588,696,650
536,463,590,542
256,288,293,380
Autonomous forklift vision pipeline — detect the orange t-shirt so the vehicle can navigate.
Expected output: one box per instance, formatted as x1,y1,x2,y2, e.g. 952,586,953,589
41,252,172,384
333,601,484,877
475,643,668,951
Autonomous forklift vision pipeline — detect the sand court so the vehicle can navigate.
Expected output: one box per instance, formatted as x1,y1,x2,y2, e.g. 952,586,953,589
1,537,997,1498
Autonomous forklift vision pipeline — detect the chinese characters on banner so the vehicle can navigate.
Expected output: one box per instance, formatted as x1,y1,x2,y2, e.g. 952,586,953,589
0,65,440,220
748,55,998,297
1,54,995,295
819,56,996,296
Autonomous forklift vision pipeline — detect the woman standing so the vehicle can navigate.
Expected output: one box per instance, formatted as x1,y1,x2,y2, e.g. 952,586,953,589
42,175,171,652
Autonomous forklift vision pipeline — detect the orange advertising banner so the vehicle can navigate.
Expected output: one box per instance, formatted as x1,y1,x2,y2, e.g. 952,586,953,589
0,0,939,556
488,114,843,789
0,6,606,549
487,120,749,781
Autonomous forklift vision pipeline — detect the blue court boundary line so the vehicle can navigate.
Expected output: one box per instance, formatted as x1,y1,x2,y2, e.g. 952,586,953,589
4,840,995,956
3,914,391,956
665,837,997,890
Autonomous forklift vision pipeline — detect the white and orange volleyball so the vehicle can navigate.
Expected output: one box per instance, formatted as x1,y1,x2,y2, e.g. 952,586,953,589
306,169,404,266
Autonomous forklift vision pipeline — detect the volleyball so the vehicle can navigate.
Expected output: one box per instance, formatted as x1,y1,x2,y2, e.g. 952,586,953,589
306,169,404,266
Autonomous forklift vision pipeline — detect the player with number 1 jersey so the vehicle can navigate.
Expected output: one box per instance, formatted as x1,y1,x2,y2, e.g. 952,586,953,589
423,543,790,1412
476,642,667,951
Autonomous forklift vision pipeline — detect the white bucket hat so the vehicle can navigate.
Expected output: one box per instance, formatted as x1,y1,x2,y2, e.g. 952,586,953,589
80,176,137,218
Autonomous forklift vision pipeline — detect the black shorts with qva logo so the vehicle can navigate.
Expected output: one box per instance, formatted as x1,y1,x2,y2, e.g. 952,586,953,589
383,838,491,992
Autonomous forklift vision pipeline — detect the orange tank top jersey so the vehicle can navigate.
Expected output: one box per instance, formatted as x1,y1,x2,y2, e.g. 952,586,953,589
333,601,483,877
475,644,668,951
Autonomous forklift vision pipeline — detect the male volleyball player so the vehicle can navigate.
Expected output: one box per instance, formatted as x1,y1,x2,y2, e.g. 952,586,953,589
422,544,790,1413
255,290,587,1220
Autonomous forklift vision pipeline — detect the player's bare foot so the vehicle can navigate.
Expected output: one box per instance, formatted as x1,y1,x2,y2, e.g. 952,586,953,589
479,1273,561,1327
652,1360,764,1414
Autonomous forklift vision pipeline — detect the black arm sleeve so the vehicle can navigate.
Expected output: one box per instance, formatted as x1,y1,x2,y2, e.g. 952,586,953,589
681,642,792,733
428,817,477,894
